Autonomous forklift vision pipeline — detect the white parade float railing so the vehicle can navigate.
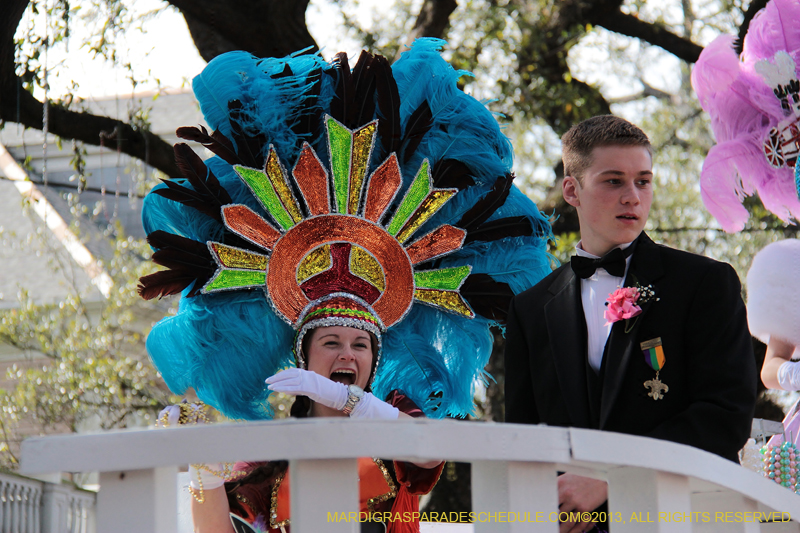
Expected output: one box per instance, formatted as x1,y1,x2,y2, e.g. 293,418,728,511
0,469,95,533
18,418,800,533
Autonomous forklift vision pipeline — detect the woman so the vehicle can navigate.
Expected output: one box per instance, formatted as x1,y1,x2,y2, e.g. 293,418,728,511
187,325,442,533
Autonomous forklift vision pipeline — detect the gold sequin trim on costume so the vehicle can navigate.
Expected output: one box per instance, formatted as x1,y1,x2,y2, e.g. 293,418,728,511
210,243,268,270
348,121,378,215
270,471,290,529
350,246,385,291
297,245,332,283
414,288,475,318
266,148,303,225
367,459,398,514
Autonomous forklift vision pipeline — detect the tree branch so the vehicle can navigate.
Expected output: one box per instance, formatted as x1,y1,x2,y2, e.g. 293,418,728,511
735,0,769,55
592,10,703,63
167,0,317,61
396,0,458,60
0,0,179,177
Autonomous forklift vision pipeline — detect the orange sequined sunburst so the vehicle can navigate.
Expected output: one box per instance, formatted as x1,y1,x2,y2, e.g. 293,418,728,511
202,115,474,327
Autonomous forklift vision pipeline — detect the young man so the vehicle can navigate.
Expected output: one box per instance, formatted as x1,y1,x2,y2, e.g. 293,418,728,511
504,116,757,533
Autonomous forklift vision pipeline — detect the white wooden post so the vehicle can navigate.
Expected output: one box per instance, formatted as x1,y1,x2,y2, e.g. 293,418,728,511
691,492,765,533
96,467,177,533
41,482,71,533
472,461,558,533
607,466,691,533
290,458,358,533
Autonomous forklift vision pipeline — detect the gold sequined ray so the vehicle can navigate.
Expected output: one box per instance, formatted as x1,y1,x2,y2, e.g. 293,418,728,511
396,189,457,243
210,243,268,270
350,245,385,291
297,245,332,283
265,148,303,224
414,289,474,318
203,242,269,293
348,122,378,215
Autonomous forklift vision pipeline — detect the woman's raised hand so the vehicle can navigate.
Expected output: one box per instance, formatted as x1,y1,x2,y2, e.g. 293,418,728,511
266,368,348,410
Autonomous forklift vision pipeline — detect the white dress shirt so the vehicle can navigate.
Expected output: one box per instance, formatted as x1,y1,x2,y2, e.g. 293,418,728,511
575,241,634,372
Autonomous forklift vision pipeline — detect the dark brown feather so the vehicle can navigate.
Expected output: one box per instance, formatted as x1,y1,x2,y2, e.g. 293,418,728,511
138,231,216,300
464,216,533,244
432,159,476,190
400,100,433,164
351,51,378,129
147,231,214,267
228,100,268,169
138,269,206,300
374,54,401,160
329,52,353,126
155,144,232,222
176,125,240,166
461,273,514,322
456,173,514,232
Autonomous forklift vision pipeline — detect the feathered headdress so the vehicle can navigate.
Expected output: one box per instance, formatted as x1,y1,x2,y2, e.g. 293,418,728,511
691,0,800,232
138,39,553,420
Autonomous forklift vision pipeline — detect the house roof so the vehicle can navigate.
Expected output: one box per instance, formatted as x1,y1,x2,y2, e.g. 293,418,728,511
0,90,204,342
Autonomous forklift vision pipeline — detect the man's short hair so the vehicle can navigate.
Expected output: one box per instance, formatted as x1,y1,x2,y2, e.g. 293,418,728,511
561,115,652,184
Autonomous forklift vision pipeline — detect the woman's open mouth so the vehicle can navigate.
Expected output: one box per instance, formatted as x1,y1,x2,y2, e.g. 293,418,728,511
330,369,356,386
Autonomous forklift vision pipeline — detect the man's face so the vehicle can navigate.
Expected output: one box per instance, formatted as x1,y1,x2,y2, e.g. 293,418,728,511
562,144,653,257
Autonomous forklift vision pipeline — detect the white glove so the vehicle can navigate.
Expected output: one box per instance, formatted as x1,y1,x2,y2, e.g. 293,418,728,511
350,392,400,419
155,401,209,428
189,463,227,491
266,368,348,411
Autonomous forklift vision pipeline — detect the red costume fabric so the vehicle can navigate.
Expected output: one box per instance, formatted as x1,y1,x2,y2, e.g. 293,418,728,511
225,392,443,532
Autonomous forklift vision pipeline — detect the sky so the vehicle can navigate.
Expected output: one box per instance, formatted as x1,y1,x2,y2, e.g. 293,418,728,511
31,0,374,100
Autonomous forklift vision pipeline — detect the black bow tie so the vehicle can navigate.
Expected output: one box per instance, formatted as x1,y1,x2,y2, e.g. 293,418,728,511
570,246,634,279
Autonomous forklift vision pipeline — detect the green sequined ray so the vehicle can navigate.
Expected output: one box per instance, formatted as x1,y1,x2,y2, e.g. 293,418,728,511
235,164,296,231
327,118,353,214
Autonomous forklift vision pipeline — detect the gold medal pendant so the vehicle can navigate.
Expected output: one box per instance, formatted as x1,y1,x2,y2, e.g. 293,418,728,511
641,338,667,400
644,371,668,400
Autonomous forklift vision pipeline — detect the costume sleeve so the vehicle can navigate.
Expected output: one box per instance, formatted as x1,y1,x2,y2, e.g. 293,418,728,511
645,262,757,461
504,296,540,424
385,391,444,494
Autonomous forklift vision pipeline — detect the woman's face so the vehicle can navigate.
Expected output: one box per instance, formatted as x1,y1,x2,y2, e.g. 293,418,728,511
305,326,374,390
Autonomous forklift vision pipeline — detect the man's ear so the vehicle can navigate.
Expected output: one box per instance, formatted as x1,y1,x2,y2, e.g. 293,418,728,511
562,175,581,208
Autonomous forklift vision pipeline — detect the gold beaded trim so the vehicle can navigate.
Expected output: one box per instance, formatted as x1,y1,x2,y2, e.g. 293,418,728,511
187,463,247,504
270,471,290,529
267,459,397,523
367,459,397,514
156,401,211,427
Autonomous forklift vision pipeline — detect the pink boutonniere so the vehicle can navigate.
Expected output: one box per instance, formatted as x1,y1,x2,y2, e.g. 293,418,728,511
604,283,658,331
604,287,642,326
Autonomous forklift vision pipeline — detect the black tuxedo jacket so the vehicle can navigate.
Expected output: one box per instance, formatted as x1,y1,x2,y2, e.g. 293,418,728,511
505,233,757,462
